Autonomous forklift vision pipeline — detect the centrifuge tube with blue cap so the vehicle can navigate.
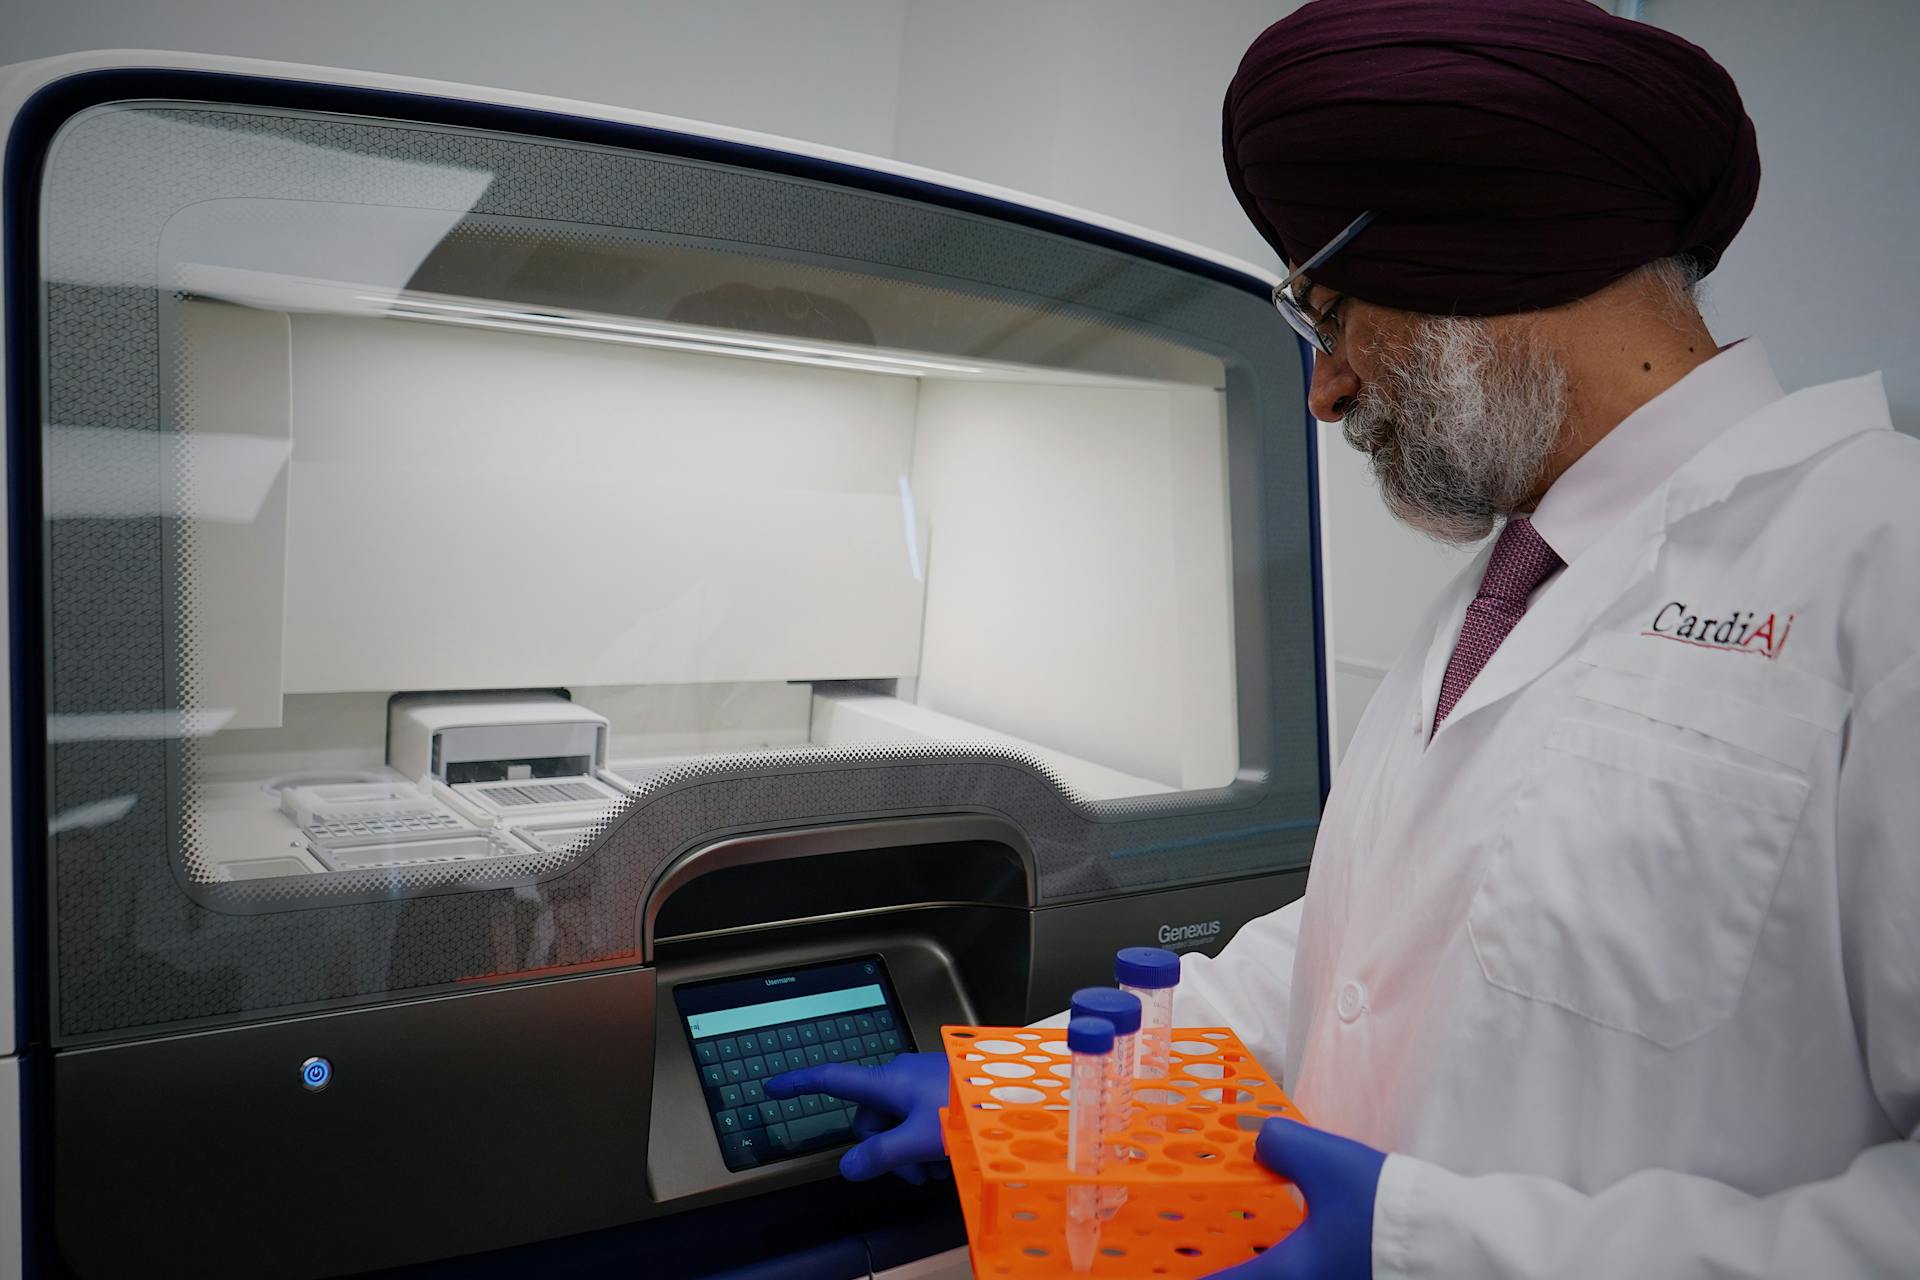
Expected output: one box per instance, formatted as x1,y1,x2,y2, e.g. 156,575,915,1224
1065,1015,1114,1273
1115,946,1180,1081
1070,987,1141,1222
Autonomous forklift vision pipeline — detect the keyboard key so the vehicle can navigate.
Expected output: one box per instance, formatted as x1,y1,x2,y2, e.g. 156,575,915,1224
801,1094,824,1115
824,1040,847,1062
778,1027,801,1049
804,1045,827,1066
878,1050,898,1065
722,1132,760,1166
860,1056,879,1067
880,1030,902,1051
695,1041,720,1065
862,1034,883,1054
781,1097,804,1120
855,1014,877,1034
742,1080,766,1104
874,1010,895,1031
720,1084,744,1109
724,1060,747,1084
758,1031,782,1054
784,1050,809,1072
798,1023,820,1044
717,1038,743,1061
836,1016,858,1037
744,1055,768,1079
701,1063,726,1088
757,1100,783,1126
766,1122,791,1149
714,1108,743,1135
786,1111,850,1146
816,1019,839,1040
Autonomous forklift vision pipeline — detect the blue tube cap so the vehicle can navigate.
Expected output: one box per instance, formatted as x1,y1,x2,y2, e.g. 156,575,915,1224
1115,946,1182,990
1070,987,1142,1036
1067,1016,1115,1055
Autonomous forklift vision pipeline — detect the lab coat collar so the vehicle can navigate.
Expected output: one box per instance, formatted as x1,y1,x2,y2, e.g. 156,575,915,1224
1429,372,1893,742
1530,339,1785,568
1664,371,1892,523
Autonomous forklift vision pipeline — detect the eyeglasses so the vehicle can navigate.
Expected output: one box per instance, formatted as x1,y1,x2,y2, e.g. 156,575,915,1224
1270,210,1377,356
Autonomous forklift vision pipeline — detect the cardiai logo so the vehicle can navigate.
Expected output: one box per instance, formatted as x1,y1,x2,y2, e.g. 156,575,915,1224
1645,603,1794,659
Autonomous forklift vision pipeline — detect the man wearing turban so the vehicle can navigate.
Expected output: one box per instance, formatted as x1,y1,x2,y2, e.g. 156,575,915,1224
774,3,1917,1275
1179,1,1919,1276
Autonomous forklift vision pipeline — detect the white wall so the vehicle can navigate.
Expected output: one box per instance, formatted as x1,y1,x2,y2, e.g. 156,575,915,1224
1648,0,1920,433
276,315,926,693
910,379,1237,791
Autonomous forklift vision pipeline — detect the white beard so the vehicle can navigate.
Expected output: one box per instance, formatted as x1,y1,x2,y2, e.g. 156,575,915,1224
1340,315,1569,544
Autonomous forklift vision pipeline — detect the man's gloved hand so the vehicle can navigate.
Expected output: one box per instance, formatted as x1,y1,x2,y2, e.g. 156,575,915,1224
764,1052,951,1185
1207,1117,1386,1279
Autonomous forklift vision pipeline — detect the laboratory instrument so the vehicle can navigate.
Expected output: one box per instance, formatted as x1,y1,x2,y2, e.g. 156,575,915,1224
0,49,1329,1278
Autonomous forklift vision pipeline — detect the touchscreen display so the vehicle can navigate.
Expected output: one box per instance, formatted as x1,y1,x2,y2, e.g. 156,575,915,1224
674,955,914,1171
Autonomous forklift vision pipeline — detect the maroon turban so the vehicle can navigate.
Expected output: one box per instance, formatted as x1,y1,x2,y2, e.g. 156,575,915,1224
1223,0,1760,315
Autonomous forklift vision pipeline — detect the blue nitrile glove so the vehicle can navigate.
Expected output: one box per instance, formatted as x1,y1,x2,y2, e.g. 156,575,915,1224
1206,1117,1386,1279
765,1052,951,1185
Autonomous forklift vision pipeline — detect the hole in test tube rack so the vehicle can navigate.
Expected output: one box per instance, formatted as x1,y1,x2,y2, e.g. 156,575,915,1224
1009,1139,1066,1162
1166,1141,1222,1163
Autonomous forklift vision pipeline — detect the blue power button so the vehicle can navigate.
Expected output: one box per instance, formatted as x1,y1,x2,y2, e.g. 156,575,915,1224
301,1056,333,1092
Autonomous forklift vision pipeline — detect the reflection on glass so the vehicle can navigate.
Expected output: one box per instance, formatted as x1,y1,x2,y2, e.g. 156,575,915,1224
51,107,1244,892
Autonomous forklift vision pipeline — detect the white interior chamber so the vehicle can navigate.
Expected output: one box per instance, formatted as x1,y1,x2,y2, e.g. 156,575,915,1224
169,249,1239,881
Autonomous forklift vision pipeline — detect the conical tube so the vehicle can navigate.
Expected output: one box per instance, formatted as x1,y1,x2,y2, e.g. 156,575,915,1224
1065,1015,1114,1273
1071,987,1142,1222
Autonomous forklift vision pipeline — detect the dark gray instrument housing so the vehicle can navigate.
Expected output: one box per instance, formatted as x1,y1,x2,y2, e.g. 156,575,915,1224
53,818,1305,1277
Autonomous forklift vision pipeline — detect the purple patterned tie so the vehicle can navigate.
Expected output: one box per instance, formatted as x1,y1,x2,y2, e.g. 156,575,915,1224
1432,518,1563,732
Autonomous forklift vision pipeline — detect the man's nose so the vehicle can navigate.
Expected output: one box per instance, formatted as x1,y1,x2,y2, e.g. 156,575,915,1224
1307,350,1361,422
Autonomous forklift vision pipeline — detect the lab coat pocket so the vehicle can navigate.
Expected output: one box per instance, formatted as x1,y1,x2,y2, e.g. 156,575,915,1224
1467,718,1811,1048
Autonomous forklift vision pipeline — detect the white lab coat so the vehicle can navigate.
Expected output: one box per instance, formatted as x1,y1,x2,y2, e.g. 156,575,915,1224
1177,372,1920,1277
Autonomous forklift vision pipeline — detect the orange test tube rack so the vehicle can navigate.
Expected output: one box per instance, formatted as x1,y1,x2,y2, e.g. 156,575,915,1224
940,1026,1307,1278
